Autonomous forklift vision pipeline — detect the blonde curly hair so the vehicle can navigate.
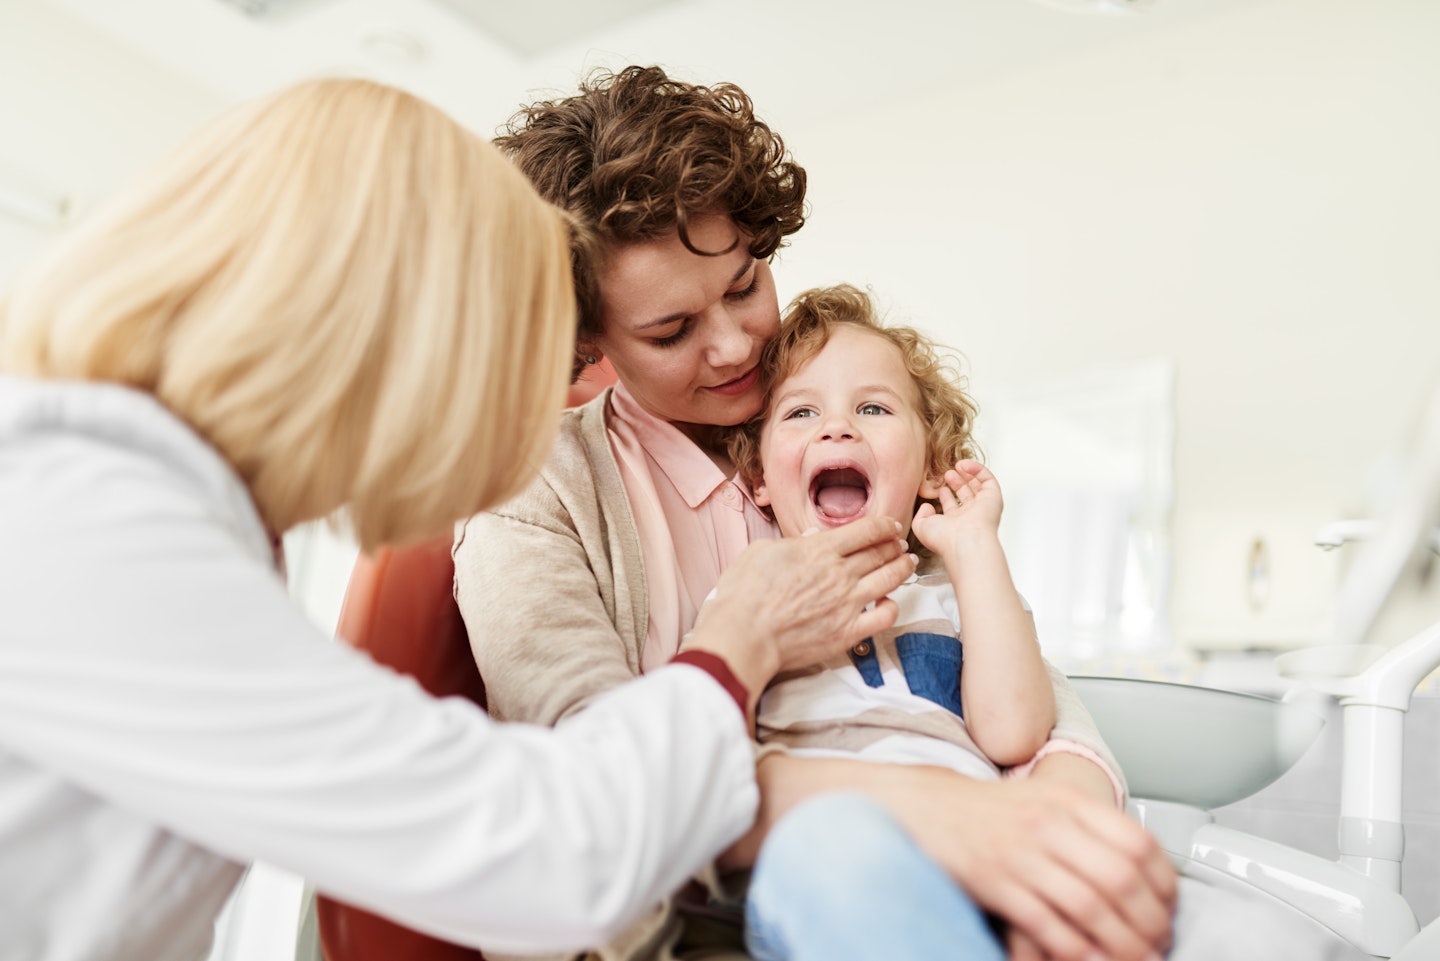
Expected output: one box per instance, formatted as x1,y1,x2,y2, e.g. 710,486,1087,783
729,284,981,550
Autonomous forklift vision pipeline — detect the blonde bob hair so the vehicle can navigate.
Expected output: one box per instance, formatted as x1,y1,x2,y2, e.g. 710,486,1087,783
0,78,576,550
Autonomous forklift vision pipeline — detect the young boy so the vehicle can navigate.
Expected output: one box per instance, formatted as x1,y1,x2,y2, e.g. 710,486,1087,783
730,283,1055,780
724,283,1058,961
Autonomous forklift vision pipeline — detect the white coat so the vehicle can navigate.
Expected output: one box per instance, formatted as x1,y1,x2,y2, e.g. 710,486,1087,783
0,377,758,961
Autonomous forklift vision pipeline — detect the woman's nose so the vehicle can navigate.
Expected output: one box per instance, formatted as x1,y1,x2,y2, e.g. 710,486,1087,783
705,310,754,367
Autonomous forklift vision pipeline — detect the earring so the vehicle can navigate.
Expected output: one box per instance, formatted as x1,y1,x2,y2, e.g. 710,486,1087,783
583,353,598,365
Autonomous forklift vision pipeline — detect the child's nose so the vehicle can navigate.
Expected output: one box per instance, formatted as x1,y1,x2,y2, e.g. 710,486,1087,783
819,412,858,441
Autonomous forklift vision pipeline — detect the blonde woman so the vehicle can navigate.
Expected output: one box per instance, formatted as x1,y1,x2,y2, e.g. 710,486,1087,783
0,78,912,961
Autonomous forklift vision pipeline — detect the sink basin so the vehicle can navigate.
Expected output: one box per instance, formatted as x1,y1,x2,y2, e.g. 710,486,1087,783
1068,676,1326,809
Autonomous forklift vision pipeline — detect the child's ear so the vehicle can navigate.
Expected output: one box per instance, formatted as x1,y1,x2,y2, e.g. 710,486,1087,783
751,475,771,507
918,472,945,500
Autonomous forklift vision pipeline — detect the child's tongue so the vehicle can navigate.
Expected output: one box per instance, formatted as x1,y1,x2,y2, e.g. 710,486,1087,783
815,481,867,520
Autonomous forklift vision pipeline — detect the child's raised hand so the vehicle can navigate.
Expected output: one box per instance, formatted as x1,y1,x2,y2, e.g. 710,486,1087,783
911,459,1004,557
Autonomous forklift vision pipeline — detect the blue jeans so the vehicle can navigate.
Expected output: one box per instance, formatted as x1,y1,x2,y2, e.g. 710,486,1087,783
743,792,1006,961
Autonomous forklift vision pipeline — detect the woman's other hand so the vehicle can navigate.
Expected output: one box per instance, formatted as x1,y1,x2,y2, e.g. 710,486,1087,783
681,515,914,704
892,770,1175,961
736,752,1174,961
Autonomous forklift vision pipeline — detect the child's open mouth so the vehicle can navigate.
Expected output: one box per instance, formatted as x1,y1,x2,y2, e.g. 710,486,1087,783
810,466,870,523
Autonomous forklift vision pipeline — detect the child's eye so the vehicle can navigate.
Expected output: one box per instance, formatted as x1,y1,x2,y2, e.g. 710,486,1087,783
858,403,890,416
783,407,817,420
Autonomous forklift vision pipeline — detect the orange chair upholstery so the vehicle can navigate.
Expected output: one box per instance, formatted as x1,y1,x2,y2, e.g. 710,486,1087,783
316,363,616,961
316,535,486,961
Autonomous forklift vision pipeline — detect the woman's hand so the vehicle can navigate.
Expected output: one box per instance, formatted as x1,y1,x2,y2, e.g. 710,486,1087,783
736,753,1175,961
681,515,914,706
889,770,1175,961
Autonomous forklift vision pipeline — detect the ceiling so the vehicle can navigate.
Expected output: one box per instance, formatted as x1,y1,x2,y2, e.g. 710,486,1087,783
50,0,1266,137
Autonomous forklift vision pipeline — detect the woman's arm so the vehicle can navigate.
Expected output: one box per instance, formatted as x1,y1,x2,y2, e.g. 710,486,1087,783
456,496,643,726
1026,750,1119,804
1025,662,1129,808
0,433,762,954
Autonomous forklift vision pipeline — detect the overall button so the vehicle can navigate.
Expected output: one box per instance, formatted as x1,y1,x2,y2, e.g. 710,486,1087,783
852,641,872,656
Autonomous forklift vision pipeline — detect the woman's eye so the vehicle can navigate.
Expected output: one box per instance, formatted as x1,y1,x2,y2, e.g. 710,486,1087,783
652,322,692,348
858,403,890,416
727,267,761,300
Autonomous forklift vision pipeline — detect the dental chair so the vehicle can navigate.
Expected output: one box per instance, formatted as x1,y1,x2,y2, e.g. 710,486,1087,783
315,363,616,961
314,533,486,961
1072,383,1440,960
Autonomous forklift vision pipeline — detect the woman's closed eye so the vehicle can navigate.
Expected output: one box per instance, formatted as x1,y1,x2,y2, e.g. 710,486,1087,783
651,320,693,348
650,269,758,349
725,260,760,298
726,265,761,301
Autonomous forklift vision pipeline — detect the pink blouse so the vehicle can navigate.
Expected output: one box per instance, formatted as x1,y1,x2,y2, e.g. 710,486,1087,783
607,383,779,674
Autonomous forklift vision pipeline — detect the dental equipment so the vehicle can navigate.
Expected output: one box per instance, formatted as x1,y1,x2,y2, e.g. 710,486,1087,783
1314,520,1440,555
1075,382,1440,958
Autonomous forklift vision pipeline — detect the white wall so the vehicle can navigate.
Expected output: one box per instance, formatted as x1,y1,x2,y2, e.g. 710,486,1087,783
5,0,1436,661
0,2,228,286
776,0,1440,658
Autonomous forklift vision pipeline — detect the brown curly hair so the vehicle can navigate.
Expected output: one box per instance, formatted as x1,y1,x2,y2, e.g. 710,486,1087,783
494,65,807,380
729,285,981,550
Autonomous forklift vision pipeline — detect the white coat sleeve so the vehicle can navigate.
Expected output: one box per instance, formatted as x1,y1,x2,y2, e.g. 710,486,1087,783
0,434,758,953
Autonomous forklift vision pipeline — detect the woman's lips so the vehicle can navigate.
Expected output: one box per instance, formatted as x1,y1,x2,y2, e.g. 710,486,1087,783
707,365,760,397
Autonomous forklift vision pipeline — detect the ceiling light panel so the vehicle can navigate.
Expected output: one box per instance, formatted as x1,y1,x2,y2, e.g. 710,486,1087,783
430,0,685,58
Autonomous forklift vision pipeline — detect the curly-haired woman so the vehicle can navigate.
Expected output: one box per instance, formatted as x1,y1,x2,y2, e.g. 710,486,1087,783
454,66,1176,961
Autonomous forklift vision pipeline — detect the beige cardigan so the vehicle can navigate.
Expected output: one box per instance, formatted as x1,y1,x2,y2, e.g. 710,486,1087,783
454,388,1125,961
